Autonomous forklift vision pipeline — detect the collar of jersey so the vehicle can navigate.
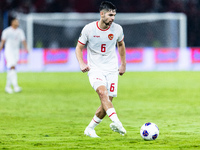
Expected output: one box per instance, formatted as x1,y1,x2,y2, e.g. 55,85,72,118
96,21,110,31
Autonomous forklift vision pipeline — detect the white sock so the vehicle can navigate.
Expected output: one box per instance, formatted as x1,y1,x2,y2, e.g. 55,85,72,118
88,115,102,129
10,69,19,88
106,108,122,126
6,70,12,88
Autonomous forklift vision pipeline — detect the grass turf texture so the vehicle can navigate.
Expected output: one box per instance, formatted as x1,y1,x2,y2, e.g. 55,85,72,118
0,72,200,149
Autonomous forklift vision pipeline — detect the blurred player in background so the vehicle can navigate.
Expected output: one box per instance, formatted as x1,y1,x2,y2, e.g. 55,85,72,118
76,1,126,137
0,18,28,94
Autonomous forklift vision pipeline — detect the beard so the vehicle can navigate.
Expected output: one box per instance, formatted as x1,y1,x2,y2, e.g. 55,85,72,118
103,19,112,26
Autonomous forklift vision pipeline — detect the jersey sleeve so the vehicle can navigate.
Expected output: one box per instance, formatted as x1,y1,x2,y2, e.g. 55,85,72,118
1,30,7,40
117,25,124,42
78,25,89,45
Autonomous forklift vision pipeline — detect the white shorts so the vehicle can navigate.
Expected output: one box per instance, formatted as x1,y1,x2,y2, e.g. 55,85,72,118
88,71,118,97
4,50,19,68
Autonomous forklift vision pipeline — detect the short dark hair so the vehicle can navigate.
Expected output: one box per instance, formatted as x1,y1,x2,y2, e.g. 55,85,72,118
99,1,117,12
9,17,17,26
11,17,17,22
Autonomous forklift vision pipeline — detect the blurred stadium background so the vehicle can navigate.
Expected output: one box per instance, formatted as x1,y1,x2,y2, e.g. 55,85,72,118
1,2,200,149
0,0,200,71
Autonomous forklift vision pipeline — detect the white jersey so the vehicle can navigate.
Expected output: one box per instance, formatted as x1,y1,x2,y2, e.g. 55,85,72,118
78,21,124,72
1,26,25,53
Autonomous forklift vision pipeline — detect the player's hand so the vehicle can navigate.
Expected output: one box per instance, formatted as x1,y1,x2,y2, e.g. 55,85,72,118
119,64,126,76
24,47,29,53
25,49,29,53
80,63,90,73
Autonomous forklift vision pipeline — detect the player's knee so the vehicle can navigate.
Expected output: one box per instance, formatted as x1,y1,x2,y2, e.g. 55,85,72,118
98,89,108,99
97,87,108,100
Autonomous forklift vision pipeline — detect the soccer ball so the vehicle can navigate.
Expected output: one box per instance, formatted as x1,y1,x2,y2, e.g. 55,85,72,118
140,122,159,140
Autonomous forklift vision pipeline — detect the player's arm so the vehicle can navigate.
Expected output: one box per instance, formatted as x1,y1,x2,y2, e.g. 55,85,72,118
117,40,126,76
75,42,90,73
0,39,5,52
22,40,28,52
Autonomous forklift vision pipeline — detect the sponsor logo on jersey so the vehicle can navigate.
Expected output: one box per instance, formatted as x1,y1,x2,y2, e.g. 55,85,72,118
108,34,114,40
93,35,100,38
95,78,103,81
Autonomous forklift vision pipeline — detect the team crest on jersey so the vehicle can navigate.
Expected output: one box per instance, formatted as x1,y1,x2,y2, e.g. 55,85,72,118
108,34,114,40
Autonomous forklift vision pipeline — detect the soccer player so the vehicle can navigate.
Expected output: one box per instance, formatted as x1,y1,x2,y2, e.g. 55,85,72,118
0,18,28,94
75,1,126,138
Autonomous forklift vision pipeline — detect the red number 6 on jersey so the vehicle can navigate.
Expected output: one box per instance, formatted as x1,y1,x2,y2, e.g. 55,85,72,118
101,44,106,52
110,83,115,92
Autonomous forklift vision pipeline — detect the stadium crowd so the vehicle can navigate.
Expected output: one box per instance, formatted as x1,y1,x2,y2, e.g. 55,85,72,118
0,0,200,46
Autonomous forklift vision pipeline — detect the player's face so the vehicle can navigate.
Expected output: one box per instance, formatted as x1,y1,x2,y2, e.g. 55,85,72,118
12,19,19,29
102,10,116,26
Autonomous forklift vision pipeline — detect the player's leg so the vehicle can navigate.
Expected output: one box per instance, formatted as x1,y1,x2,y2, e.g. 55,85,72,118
5,67,13,94
9,66,22,92
96,85,114,111
96,86,126,135
84,72,107,137
95,96,114,119
86,96,113,131
95,105,106,119
84,91,114,138
85,71,126,137
5,51,21,93
105,72,126,135
5,52,14,93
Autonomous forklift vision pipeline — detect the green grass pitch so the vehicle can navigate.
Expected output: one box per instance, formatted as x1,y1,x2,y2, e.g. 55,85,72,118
0,72,200,149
